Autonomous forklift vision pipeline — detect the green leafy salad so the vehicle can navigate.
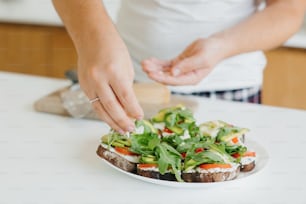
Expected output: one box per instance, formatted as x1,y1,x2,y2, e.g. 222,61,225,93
100,105,256,182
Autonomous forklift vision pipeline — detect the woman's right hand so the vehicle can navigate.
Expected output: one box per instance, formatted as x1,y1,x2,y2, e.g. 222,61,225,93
51,0,143,132
77,34,143,133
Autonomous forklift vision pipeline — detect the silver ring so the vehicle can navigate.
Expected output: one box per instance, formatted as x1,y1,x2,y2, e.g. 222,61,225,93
89,97,100,104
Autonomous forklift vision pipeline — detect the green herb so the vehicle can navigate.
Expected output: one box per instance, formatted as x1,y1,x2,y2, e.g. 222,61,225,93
156,142,183,182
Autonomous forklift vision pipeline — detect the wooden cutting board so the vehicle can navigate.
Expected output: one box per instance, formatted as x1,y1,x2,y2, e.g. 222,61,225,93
34,82,198,120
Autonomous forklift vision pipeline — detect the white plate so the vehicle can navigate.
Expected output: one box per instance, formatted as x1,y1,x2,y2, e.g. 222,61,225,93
100,139,269,188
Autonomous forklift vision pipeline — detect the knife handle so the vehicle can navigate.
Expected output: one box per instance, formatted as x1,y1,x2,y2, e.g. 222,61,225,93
65,69,78,84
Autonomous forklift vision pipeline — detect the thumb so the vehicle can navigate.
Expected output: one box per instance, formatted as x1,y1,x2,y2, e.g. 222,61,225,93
170,56,202,76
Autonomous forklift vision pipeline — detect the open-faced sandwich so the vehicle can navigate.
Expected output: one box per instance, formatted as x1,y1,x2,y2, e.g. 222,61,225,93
97,131,140,172
96,105,256,182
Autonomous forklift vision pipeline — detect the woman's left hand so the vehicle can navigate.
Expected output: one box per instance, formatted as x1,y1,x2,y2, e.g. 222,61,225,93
142,37,227,85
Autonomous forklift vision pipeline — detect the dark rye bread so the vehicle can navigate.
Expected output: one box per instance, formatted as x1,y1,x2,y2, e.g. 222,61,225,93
96,145,136,172
240,161,255,172
182,166,240,182
137,166,177,181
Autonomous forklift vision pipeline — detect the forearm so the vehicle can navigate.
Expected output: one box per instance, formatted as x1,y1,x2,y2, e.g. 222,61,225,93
213,0,306,59
52,0,143,132
52,0,118,55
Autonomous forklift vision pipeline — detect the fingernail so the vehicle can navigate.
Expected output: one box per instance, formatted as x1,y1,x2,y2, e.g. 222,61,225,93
127,126,135,132
136,115,143,120
118,129,125,134
172,68,180,76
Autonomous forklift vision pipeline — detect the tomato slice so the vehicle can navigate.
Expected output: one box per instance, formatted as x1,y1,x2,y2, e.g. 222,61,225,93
232,151,256,158
181,152,186,159
163,127,173,133
114,147,138,156
231,153,240,158
232,137,239,144
243,151,256,157
138,163,158,168
199,163,232,169
195,148,204,153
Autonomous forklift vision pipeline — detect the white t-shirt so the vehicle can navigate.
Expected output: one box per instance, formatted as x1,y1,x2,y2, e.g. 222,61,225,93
116,0,267,93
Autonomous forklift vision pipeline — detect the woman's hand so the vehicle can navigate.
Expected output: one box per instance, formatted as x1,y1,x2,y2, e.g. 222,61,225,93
78,35,143,133
142,38,227,86
52,0,143,133
143,0,306,87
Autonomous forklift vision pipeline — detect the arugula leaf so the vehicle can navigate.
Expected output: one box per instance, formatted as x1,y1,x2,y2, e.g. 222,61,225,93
156,142,183,182
165,113,176,127
225,144,247,155
148,135,160,150
184,149,224,171
188,122,201,138
130,133,160,155
209,143,235,163
101,131,131,148
161,134,184,149
176,136,207,153
183,142,236,171
216,127,249,142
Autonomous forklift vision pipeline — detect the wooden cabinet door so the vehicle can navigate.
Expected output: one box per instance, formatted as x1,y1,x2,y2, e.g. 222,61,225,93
50,27,77,78
0,24,52,76
262,47,306,110
0,23,77,78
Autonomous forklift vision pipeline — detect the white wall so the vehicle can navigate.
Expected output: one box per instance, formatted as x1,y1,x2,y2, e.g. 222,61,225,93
0,0,121,26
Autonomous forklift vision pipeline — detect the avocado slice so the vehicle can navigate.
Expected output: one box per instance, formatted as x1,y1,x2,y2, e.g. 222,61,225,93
152,109,167,122
140,155,157,163
135,120,158,134
168,126,184,135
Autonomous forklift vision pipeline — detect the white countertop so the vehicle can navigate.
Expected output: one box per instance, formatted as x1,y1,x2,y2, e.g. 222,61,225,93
1,71,306,203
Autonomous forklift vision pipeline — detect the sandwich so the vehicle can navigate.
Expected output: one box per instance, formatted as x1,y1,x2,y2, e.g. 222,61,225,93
96,131,140,172
181,143,240,182
200,120,256,172
97,105,257,182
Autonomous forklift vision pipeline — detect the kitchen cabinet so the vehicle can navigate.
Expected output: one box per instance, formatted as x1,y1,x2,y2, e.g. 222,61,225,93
1,23,306,110
0,23,77,78
262,47,306,110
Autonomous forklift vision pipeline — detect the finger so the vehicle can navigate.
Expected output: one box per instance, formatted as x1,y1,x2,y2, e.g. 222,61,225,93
171,53,187,65
97,85,136,132
91,100,124,133
111,81,144,120
143,57,172,67
170,56,203,76
142,58,172,73
148,68,211,86
85,85,124,133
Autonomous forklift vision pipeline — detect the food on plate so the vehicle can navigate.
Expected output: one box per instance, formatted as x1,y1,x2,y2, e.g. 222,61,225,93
97,131,140,172
97,105,256,182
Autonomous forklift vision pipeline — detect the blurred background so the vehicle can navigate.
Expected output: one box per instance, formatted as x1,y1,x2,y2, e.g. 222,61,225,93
0,0,305,110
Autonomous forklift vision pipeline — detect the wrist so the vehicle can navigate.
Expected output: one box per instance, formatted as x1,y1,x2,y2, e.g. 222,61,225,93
207,33,235,61
76,26,122,57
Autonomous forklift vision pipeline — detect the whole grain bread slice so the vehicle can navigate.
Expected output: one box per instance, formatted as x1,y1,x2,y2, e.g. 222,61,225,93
182,166,240,182
96,145,136,172
136,166,176,181
240,161,255,172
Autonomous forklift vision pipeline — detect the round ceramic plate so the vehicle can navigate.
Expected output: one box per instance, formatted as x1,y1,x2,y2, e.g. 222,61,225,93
100,139,269,188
